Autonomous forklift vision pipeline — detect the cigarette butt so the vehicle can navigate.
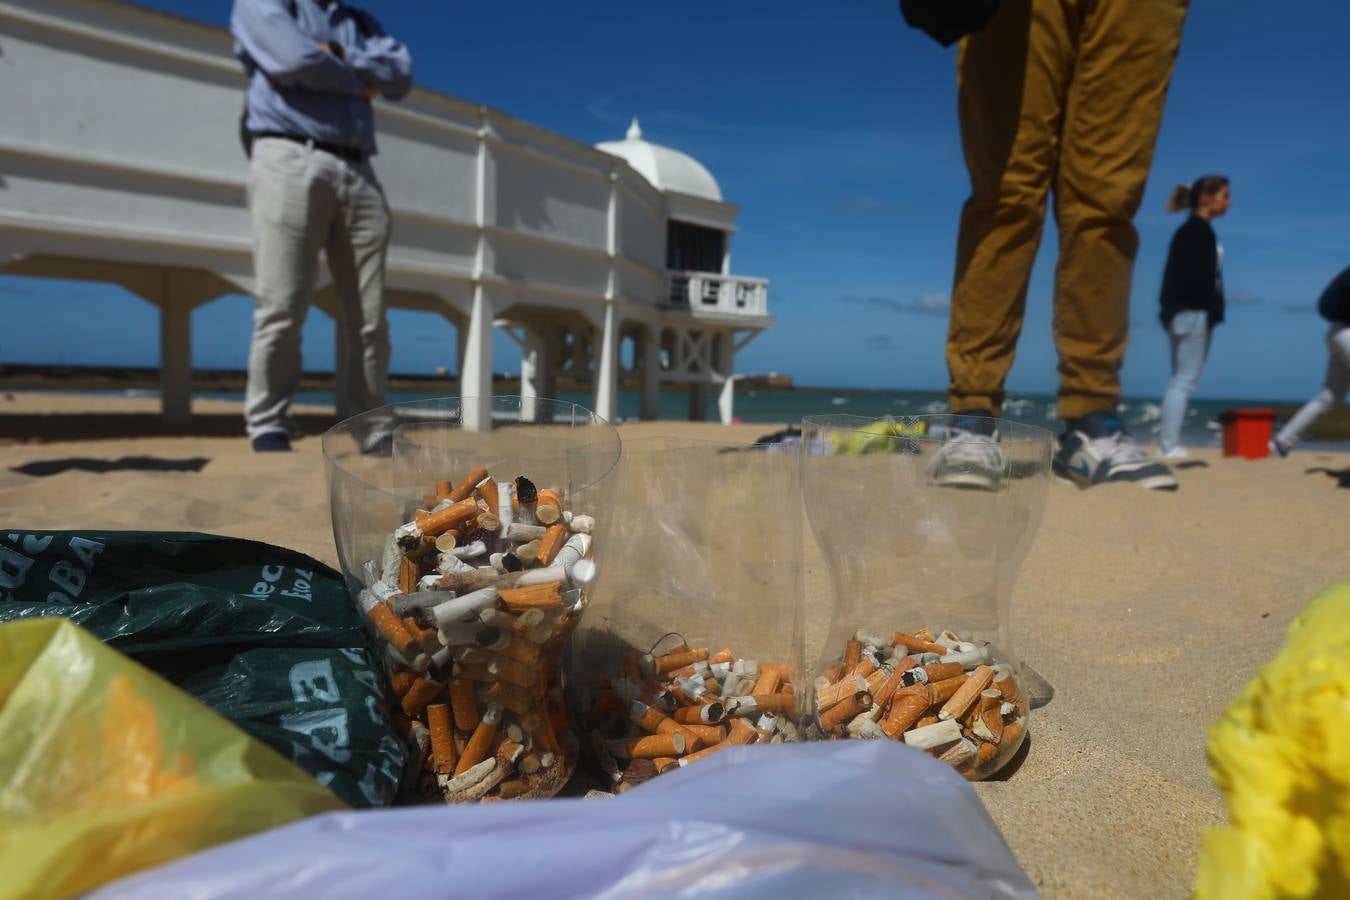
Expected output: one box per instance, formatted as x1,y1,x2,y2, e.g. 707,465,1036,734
488,655,537,689
709,648,735,665
824,663,845,683
518,752,542,776
514,475,538,506
977,690,1005,743
499,582,563,611
497,635,543,666
514,540,541,566
939,737,978,768
904,718,963,751
928,674,968,705
678,741,729,766
398,556,420,595
816,674,867,711
537,523,568,565
435,479,453,500
449,678,479,731
390,668,417,697
610,732,687,759
535,489,563,524
976,740,1000,768
403,615,440,655
621,758,658,784
851,657,877,679
630,700,680,735
495,738,525,769
916,715,940,728
434,532,459,552
818,691,871,733
992,669,1024,713
368,600,419,658
881,685,929,738
427,703,458,774
653,756,679,774
667,660,710,680
476,511,502,533
726,717,758,745
903,661,965,686
496,779,530,799
449,466,490,502
672,702,725,725
865,666,891,694
415,499,480,537
455,704,502,776
741,693,797,716
476,479,499,513
679,723,725,747
421,494,438,509
844,639,862,668
657,649,711,676
1002,720,1025,752
894,632,949,657
752,663,787,695
401,676,444,718
938,665,994,722
871,667,907,711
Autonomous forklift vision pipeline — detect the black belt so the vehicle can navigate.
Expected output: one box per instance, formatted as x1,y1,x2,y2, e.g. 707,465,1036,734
251,132,367,164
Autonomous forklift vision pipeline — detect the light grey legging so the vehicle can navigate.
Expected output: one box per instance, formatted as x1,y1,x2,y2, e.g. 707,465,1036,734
1158,310,1212,453
1274,322,1350,450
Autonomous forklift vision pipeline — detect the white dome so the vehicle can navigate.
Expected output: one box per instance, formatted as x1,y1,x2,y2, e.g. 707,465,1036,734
596,119,722,202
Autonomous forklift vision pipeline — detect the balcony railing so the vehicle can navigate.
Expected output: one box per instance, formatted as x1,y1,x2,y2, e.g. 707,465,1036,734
665,271,769,317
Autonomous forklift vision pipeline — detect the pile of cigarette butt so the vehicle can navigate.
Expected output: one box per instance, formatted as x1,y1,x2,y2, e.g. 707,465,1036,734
582,642,800,791
814,628,1028,779
356,465,597,803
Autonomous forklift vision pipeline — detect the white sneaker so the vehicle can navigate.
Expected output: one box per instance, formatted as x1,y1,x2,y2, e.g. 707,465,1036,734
1053,416,1178,491
1158,446,1190,461
927,427,1005,491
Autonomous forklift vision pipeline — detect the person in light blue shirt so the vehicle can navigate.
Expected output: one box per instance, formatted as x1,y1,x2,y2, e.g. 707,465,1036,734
231,0,412,451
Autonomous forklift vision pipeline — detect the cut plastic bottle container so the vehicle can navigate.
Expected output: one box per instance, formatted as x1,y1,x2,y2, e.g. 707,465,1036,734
322,397,620,802
569,438,806,789
799,414,1051,779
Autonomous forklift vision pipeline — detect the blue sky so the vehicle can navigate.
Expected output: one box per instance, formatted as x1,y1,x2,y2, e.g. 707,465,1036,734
5,0,1350,401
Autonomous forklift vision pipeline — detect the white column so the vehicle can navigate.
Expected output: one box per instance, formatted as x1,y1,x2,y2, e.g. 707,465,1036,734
158,292,192,425
593,303,619,423
520,328,547,422
640,325,661,421
461,285,494,431
716,330,736,425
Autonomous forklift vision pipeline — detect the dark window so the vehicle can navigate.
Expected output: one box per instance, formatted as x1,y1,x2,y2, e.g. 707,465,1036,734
666,221,725,273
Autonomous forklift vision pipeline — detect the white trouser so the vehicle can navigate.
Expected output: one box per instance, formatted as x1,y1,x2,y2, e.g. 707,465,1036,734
244,137,392,439
1274,322,1350,450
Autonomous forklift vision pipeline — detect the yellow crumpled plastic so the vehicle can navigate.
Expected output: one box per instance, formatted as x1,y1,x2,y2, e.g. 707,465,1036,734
1194,581,1350,899
0,619,345,899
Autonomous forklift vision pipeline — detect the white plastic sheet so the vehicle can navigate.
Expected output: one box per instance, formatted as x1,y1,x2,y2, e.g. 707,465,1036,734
94,741,1036,899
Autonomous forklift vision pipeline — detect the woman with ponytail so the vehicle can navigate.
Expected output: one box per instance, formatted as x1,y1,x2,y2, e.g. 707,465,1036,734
1156,175,1231,459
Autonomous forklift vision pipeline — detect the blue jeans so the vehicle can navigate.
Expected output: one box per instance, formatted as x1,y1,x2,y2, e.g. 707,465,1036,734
1158,311,1212,453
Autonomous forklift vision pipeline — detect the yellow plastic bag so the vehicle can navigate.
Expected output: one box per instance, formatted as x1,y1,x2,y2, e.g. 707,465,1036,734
1195,581,1350,899
0,619,345,900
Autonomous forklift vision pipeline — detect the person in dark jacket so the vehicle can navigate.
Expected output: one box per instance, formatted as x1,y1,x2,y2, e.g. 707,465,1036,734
1270,268,1350,456
1156,175,1231,458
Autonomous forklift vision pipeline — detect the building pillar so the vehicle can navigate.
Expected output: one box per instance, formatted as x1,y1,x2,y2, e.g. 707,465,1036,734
639,326,661,421
716,331,736,425
520,327,548,422
592,303,619,423
688,383,708,422
158,292,192,426
461,285,494,431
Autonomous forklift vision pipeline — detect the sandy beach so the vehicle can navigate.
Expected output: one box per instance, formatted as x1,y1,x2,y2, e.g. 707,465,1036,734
3,390,1347,897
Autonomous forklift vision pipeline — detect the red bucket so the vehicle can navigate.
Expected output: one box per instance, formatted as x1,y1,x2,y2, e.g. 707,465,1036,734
1217,408,1277,459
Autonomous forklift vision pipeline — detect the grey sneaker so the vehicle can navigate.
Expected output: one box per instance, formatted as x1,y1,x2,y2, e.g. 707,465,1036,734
1053,413,1177,491
928,417,1005,491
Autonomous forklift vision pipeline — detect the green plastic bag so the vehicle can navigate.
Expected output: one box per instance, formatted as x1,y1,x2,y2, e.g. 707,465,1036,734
0,618,346,900
0,531,404,807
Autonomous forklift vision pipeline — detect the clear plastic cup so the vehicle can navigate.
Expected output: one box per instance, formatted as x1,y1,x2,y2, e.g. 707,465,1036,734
569,439,805,788
799,414,1051,778
322,397,620,802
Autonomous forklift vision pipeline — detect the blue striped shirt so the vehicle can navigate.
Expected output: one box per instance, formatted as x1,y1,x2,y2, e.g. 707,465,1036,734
231,0,413,155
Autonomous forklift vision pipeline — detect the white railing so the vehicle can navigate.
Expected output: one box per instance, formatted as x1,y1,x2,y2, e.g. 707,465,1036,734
665,271,769,316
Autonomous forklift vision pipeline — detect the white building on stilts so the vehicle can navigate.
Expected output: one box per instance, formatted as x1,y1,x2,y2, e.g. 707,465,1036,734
0,0,773,427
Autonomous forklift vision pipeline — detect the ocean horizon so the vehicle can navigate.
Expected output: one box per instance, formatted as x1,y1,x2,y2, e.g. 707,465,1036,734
26,384,1334,449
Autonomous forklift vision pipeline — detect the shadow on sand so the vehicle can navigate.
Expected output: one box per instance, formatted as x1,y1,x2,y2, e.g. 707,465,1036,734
0,411,339,444
11,456,210,477
1306,466,1350,489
